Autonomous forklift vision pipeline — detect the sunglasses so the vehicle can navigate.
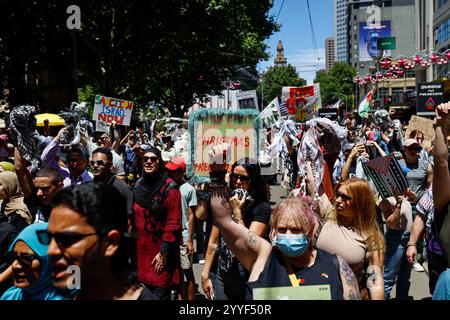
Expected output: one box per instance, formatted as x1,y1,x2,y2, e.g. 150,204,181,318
230,173,251,183
406,146,419,151
143,156,159,163
37,230,98,248
335,190,352,201
6,252,40,266
89,160,110,167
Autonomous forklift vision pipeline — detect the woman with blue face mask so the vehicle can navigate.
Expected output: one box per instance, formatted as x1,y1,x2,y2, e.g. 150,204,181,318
210,194,361,300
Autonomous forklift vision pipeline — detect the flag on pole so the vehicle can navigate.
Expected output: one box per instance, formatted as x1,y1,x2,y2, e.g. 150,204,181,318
331,99,340,109
358,90,374,117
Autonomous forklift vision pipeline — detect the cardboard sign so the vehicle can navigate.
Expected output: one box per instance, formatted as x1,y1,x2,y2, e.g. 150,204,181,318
362,155,409,199
318,108,338,121
417,83,444,116
404,115,434,142
188,109,260,181
93,95,134,126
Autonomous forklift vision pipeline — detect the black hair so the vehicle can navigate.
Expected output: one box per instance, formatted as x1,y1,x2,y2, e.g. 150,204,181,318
35,167,64,184
51,182,136,285
92,147,113,162
66,144,88,161
230,158,269,203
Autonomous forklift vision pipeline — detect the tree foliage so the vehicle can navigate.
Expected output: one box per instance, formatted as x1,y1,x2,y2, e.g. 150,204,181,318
314,62,356,106
256,64,306,107
0,0,278,117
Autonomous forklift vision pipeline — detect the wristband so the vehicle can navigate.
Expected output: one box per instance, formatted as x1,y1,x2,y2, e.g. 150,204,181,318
407,243,416,247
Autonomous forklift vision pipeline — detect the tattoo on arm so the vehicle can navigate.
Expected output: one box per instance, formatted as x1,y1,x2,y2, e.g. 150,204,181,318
348,290,360,300
337,255,355,286
248,230,258,249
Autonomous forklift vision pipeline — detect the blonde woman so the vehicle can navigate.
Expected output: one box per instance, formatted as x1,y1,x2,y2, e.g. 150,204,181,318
315,178,386,300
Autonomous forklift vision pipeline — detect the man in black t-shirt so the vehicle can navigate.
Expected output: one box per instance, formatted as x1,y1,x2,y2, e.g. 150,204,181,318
90,147,134,231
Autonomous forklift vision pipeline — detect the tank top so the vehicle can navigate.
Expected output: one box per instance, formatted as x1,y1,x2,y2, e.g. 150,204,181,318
247,248,344,300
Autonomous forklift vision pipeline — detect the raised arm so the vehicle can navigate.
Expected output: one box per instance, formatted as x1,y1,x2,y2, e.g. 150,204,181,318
110,123,121,153
41,128,66,173
13,147,33,198
340,143,365,182
433,102,450,212
210,189,272,278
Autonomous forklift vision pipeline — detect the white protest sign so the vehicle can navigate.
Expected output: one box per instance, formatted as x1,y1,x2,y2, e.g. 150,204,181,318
93,95,134,126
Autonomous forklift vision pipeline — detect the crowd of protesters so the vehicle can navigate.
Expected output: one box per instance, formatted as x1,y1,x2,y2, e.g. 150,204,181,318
0,101,450,301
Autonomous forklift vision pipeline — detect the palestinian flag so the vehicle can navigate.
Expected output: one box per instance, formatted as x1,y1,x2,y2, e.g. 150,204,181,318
358,90,374,117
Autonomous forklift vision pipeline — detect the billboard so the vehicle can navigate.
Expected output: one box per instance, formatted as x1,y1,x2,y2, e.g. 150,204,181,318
417,83,444,116
359,21,391,62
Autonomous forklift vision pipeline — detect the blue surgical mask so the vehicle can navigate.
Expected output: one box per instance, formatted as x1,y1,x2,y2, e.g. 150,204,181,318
274,233,309,258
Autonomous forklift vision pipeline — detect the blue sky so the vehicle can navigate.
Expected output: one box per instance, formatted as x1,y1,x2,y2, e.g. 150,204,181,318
258,0,334,85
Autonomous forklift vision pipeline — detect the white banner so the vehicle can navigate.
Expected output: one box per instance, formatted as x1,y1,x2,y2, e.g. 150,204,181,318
93,95,134,126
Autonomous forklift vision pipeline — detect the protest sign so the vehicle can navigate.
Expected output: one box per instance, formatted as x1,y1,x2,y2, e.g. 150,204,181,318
281,84,322,122
362,155,408,199
188,109,260,182
417,83,444,116
260,104,277,128
95,120,110,133
318,108,338,121
404,115,434,142
93,95,134,126
253,285,331,300
236,90,258,110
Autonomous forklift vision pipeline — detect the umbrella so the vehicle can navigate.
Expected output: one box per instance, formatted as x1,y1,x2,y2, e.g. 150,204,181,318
35,113,65,127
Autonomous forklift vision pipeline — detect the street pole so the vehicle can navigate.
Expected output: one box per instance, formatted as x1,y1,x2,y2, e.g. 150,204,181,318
72,31,78,101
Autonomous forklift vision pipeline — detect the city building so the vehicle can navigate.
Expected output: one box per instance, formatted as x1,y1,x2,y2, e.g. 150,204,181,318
347,0,417,107
325,37,336,72
274,40,287,66
334,0,350,62
434,0,450,79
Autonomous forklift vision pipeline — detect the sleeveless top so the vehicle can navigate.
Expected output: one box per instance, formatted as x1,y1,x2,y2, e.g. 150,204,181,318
247,248,344,300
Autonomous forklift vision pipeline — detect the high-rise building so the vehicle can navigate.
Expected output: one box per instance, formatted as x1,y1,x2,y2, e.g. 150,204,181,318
434,0,450,79
325,37,336,72
274,40,287,66
334,0,349,62
348,0,416,106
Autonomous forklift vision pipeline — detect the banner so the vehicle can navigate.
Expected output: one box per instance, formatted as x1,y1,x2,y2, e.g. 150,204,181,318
260,98,280,128
362,155,408,199
359,20,392,61
236,90,258,110
417,83,444,116
318,108,338,121
93,95,134,126
281,84,322,122
188,109,261,182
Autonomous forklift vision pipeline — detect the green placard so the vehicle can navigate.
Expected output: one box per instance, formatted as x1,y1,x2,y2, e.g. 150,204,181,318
377,37,396,50
253,285,332,300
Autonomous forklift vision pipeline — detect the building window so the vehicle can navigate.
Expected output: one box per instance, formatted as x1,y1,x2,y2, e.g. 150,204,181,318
438,0,449,9
436,17,450,45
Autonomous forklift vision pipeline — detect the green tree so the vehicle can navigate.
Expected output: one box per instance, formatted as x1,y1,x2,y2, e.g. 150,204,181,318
257,64,306,107
314,62,356,106
0,0,278,118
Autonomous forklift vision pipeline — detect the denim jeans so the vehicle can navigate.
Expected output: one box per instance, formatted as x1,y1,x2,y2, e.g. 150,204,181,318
383,228,412,300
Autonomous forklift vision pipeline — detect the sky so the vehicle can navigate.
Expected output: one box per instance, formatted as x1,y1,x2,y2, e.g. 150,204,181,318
258,0,334,85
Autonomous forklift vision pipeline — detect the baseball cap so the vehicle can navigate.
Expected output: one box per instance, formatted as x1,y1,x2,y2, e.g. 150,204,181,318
343,143,355,152
404,139,419,147
165,157,186,172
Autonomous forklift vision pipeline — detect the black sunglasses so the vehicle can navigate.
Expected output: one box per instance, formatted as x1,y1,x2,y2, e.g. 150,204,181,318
230,173,251,183
6,252,40,266
406,146,419,151
143,156,159,163
335,190,352,201
37,230,98,248
89,160,110,167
